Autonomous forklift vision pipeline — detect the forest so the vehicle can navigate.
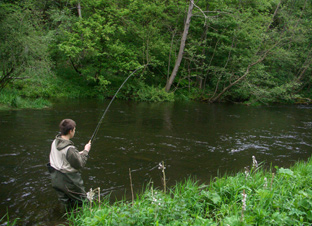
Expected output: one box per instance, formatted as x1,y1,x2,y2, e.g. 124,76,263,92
0,0,311,108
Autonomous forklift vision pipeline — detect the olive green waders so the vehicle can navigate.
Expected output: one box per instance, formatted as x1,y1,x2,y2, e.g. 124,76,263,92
47,163,86,207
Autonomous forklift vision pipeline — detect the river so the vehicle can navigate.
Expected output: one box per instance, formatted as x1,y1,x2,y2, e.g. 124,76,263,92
0,100,311,225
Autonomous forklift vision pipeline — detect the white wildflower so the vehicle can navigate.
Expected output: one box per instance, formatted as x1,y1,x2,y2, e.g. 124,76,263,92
158,162,166,172
244,167,249,179
264,177,267,189
252,156,258,168
242,192,247,211
86,188,95,202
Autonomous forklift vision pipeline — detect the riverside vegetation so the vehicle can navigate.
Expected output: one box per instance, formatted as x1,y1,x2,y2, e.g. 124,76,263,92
64,156,312,226
1,0,312,110
3,157,312,225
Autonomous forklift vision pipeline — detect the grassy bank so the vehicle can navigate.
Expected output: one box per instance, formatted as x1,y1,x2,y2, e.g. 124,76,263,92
67,157,312,225
0,88,52,110
0,68,97,110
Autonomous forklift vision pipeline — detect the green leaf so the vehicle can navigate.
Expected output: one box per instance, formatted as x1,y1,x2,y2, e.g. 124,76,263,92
278,168,294,177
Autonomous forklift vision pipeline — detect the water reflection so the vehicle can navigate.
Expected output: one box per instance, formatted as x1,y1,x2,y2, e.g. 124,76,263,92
0,101,311,225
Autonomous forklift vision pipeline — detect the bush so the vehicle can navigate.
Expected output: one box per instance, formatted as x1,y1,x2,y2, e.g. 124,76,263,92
0,88,51,109
135,85,174,102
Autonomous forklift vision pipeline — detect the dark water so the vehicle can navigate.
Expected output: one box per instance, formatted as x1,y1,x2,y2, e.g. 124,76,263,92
0,100,311,225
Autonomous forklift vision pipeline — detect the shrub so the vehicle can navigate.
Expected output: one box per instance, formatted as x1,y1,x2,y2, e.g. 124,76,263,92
135,85,174,102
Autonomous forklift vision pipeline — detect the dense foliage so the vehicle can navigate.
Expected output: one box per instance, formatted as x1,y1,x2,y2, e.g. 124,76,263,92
67,158,312,225
0,0,311,108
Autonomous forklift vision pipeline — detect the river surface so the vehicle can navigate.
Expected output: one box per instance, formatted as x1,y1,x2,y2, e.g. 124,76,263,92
0,100,311,225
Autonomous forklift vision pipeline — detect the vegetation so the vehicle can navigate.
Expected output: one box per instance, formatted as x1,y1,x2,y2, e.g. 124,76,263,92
0,211,19,226
67,157,312,225
0,0,311,109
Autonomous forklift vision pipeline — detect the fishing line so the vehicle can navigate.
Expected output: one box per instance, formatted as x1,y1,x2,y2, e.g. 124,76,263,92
90,65,146,144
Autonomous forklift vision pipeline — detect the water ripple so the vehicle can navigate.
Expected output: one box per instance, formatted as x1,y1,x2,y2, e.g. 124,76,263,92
2,178,16,185
0,152,20,157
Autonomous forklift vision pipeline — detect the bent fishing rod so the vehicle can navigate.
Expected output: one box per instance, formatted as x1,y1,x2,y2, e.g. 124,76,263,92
89,65,146,145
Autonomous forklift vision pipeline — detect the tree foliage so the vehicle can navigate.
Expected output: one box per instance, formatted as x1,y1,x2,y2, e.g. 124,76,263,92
0,0,311,104
0,2,53,91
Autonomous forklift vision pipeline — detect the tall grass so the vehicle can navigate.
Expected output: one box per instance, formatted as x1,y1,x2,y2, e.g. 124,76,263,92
0,211,19,226
67,157,312,225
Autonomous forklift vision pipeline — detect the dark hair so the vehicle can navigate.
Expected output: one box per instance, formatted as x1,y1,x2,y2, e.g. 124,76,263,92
59,119,76,135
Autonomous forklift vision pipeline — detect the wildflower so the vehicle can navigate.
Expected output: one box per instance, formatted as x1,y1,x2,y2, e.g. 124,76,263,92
86,188,95,202
241,189,247,221
252,156,258,168
244,167,249,179
158,162,166,172
264,177,267,189
242,192,247,211
158,161,167,193
151,195,162,206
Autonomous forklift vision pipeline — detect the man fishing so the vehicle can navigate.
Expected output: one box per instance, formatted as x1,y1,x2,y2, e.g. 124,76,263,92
46,66,144,209
48,119,91,208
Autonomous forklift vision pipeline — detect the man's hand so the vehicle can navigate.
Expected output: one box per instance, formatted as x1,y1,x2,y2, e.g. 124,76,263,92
84,141,91,152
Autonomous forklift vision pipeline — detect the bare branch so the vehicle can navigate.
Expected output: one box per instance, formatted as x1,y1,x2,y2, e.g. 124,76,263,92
191,0,208,26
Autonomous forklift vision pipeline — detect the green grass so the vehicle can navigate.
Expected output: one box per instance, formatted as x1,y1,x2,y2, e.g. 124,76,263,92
0,88,51,110
67,157,312,225
0,210,19,226
0,66,98,110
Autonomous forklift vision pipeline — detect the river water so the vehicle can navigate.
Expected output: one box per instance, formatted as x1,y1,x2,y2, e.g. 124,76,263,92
0,100,311,225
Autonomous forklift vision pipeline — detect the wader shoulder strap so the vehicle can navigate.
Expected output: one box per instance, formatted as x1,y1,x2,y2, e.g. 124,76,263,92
46,162,56,174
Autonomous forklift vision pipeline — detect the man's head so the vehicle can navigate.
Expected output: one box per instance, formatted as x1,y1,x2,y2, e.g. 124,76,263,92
59,119,76,136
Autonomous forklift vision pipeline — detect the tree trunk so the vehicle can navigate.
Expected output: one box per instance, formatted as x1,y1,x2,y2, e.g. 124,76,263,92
0,68,15,91
77,1,82,18
167,29,177,82
165,0,194,92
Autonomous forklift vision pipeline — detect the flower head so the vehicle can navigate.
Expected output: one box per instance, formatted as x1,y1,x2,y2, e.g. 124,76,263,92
158,162,166,172
242,192,247,211
252,156,258,168
244,167,249,179
264,177,267,189
86,188,95,202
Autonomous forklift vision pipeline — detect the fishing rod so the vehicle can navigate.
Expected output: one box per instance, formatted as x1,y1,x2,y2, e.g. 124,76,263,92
89,65,146,144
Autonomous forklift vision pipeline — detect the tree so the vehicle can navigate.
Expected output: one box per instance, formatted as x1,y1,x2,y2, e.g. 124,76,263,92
55,0,187,91
0,2,52,91
165,0,194,92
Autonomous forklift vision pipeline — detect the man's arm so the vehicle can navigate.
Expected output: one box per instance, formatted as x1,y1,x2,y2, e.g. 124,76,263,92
66,147,89,170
